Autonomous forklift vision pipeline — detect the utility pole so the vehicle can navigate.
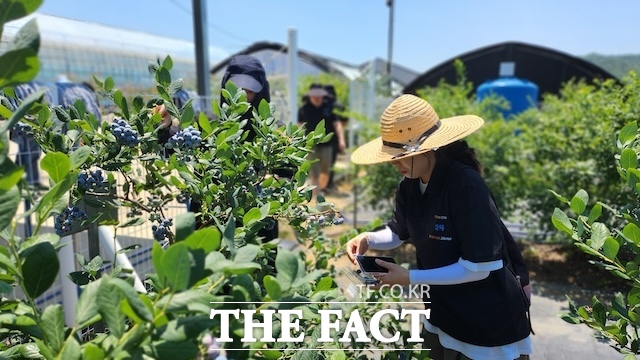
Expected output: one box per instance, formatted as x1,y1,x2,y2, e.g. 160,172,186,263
386,0,395,95
192,0,210,111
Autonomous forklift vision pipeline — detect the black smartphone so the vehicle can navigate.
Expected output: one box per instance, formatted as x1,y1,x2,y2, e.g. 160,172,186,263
356,255,396,275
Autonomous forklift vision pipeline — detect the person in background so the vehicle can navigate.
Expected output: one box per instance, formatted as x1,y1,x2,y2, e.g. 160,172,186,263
323,84,348,194
220,54,272,142
56,76,101,121
7,82,55,186
345,94,532,360
298,84,346,196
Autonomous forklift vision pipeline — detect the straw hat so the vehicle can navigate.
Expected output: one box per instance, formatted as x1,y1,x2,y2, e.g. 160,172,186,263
351,94,484,165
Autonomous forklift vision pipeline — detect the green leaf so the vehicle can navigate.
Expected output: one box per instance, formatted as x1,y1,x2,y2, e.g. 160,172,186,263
628,287,640,307
57,336,81,360
587,203,602,225
590,222,609,250
104,76,114,91
234,244,260,263
159,316,212,342
0,186,20,232
110,278,153,322
22,242,59,298
7,18,39,53
0,88,47,135
168,78,183,97
75,278,101,327
184,227,221,252
120,217,145,228
619,122,638,145
330,350,346,360
263,274,282,300
162,243,192,291
0,343,43,359
156,67,172,87
222,214,236,255
198,112,212,136
243,207,263,226
41,304,64,354
34,172,77,221
0,251,18,276
314,276,335,293
603,237,620,260
152,242,166,289
0,48,39,89
83,343,105,360
275,249,300,291
143,340,198,360
551,208,573,235
620,148,638,170
175,212,195,242
69,146,91,170
0,165,23,191
162,55,174,71
156,289,217,313
0,280,12,294
96,277,126,337
181,101,194,125
623,223,640,244
574,242,603,258
258,99,271,119
40,152,71,183
0,0,44,28
569,189,588,215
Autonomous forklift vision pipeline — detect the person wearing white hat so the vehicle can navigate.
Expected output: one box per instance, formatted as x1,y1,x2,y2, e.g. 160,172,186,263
298,83,346,196
345,94,532,360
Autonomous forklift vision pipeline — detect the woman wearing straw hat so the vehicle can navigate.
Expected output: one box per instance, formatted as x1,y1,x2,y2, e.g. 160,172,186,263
346,94,532,359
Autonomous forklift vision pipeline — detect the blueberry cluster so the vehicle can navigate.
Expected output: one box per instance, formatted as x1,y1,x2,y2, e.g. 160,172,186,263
166,126,202,150
12,122,33,137
110,118,140,146
54,206,88,235
308,213,345,226
152,218,173,242
78,169,108,191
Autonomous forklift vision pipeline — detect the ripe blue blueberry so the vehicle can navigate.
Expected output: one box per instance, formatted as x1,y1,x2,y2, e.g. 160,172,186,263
110,118,140,146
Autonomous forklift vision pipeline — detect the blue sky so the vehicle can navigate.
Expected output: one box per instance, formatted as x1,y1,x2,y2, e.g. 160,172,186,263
38,0,640,72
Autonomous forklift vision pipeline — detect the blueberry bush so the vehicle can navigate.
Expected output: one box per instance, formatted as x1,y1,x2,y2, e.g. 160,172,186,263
552,121,640,359
0,2,430,359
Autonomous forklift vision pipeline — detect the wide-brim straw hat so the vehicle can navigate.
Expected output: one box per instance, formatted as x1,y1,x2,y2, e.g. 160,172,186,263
351,94,484,165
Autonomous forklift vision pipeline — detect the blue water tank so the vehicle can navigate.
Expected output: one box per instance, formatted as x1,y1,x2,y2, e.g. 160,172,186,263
477,77,539,118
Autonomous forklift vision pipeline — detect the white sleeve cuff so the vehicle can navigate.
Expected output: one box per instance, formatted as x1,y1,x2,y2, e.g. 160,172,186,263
409,261,490,285
366,226,404,250
458,257,503,272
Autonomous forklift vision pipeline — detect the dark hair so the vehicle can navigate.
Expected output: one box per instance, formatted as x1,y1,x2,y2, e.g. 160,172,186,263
437,140,483,175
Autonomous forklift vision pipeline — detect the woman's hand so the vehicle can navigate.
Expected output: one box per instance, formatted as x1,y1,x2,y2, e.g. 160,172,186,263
374,259,410,286
152,104,172,128
345,232,370,265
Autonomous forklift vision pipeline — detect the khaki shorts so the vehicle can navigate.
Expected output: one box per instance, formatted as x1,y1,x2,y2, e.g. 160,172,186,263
309,145,334,179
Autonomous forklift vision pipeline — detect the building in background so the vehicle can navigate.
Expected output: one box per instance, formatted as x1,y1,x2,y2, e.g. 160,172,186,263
210,41,420,96
404,41,617,99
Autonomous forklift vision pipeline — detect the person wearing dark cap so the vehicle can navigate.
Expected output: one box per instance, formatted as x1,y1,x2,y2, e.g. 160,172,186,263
298,84,346,196
220,55,271,142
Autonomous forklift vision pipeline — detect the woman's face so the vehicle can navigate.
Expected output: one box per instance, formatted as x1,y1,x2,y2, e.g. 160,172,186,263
245,90,256,103
391,152,434,181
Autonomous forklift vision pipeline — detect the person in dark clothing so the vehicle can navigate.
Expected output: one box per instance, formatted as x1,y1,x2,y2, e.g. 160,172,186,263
322,84,348,193
220,55,271,142
298,84,346,196
180,55,281,240
345,95,532,360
